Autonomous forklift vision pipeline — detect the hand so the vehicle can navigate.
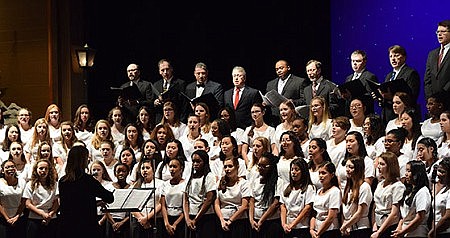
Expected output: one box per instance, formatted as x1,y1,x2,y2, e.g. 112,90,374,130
186,217,196,230
310,229,319,238
165,223,175,236
113,221,125,231
391,228,403,238
282,223,291,233
7,215,19,226
371,231,380,238
428,229,435,238
220,219,230,231
250,219,259,231
137,216,148,227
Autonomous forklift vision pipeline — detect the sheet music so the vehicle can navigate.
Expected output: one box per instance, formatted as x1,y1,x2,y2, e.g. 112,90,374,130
106,189,154,212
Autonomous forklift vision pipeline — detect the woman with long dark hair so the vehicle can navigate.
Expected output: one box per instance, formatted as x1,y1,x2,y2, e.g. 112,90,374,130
184,150,217,238
340,156,372,238
214,156,251,238
308,138,332,190
310,162,342,238
278,131,304,184
429,157,450,238
392,160,431,237
280,158,314,238
249,152,283,238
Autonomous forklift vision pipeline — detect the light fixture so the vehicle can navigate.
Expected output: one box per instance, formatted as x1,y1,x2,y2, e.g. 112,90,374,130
76,44,96,68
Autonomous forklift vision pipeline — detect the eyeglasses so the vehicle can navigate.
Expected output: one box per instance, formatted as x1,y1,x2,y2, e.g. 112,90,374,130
436,30,450,34
350,104,363,109
385,139,400,144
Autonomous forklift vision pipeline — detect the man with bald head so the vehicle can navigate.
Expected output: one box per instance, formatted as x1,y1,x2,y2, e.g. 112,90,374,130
117,63,153,124
265,59,309,125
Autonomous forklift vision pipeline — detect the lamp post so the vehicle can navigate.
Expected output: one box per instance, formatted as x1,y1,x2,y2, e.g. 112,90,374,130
76,44,96,84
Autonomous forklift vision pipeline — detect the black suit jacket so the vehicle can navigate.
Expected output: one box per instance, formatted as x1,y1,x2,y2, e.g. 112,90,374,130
119,79,153,124
382,65,421,124
184,80,224,121
303,78,341,118
224,86,262,129
265,74,309,125
151,77,186,123
425,46,450,99
344,69,378,116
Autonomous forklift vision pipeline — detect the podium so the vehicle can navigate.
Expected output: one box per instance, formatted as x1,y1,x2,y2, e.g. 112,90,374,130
104,188,155,238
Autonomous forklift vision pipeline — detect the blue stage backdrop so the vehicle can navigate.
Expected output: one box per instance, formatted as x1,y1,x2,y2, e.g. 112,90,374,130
331,1,450,118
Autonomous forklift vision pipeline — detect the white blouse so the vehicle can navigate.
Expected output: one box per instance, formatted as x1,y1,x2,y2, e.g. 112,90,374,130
161,180,186,216
280,184,315,229
217,178,251,220
435,186,450,234
309,119,332,141
0,177,26,217
313,186,342,232
373,180,405,227
342,182,372,230
399,186,431,237
184,172,217,215
249,175,284,220
421,118,442,142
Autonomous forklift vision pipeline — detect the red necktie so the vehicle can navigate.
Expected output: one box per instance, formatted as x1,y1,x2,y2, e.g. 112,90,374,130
438,46,444,69
234,87,240,109
312,82,317,97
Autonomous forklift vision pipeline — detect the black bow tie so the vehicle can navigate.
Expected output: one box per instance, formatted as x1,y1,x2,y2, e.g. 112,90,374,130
196,83,205,88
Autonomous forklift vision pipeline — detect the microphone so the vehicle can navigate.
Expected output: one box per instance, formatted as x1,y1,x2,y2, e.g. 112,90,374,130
431,164,439,184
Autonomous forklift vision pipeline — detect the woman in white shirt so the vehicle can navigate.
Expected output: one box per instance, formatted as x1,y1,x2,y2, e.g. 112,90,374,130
246,137,271,182
73,104,95,146
308,96,332,141
415,137,440,185
183,150,217,238
278,131,305,184
308,138,332,190
273,100,298,155
241,103,275,165
348,98,366,135
108,107,125,146
160,101,186,140
437,111,450,159
160,157,186,238
44,104,62,144
0,160,27,238
340,156,373,238
393,160,431,238
115,123,143,162
372,152,406,238
310,162,342,238
214,157,251,238
249,152,283,238
17,108,34,145
326,116,349,166
421,93,445,142
280,158,315,238
385,92,412,134
399,108,423,160
429,157,450,238
363,114,385,160
137,106,153,141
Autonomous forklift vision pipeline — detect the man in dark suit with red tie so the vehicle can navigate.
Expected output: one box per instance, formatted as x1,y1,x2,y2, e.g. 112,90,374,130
425,20,450,100
117,63,153,124
224,66,262,129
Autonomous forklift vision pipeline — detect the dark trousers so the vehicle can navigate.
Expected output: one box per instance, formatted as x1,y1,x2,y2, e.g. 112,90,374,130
185,214,217,238
377,224,397,238
285,227,311,238
216,218,250,238
320,229,341,238
0,215,27,238
26,218,58,238
162,215,185,238
250,218,283,238
131,216,163,238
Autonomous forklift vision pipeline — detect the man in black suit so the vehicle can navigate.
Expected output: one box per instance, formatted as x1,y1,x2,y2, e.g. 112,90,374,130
151,59,186,123
224,66,262,129
343,50,378,116
117,63,153,124
184,62,224,121
381,45,420,124
265,59,309,125
425,20,450,100
302,60,340,117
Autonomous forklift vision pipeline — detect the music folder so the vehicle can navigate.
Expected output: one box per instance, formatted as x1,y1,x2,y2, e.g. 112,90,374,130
110,84,141,101
338,79,368,100
104,188,154,212
366,78,411,99
259,90,288,108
